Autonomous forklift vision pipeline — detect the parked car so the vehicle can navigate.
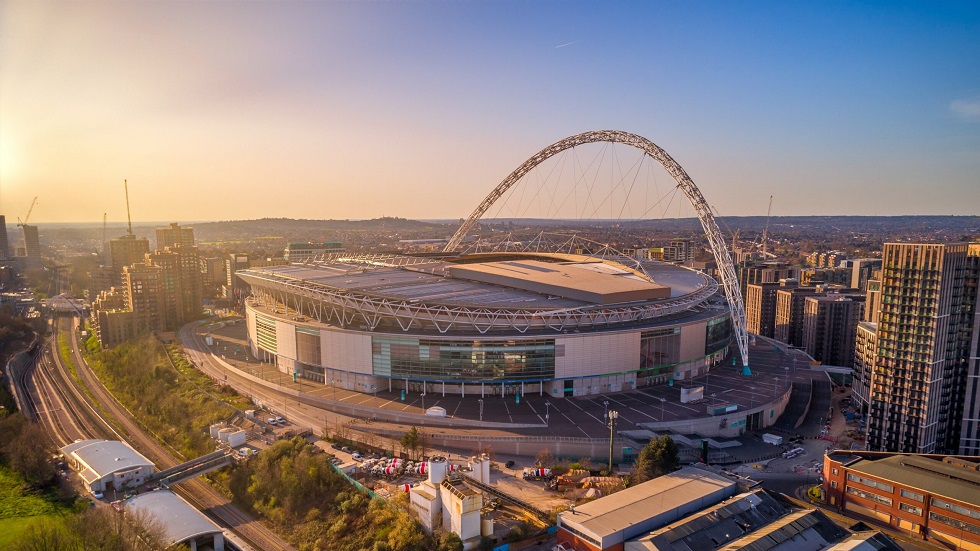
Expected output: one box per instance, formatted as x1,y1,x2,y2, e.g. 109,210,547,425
352,453,363,461
276,416,285,424
267,417,277,425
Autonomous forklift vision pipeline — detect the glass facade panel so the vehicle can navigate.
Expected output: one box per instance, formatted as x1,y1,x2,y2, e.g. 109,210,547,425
255,314,277,353
705,315,733,355
372,336,555,382
296,327,321,366
640,328,680,375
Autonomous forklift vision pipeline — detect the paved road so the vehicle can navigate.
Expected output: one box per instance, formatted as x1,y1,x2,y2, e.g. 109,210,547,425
194,319,813,441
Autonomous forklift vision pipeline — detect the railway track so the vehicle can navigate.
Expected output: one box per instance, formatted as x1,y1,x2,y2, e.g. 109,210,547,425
51,316,292,551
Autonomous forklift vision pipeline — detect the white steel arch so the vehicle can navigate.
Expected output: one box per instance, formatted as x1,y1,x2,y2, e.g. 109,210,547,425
445,130,750,371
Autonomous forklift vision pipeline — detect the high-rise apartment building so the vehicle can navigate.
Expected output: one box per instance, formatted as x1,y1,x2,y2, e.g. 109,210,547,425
21,224,42,270
774,283,818,347
852,321,877,414
110,235,150,275
124,263,163,334
156,222,195,250
737,261,800,304
663,238,696,262
867,242,978,454
802,295,863,366
958,244,980,455
746,281,787,338
845,258,882,291
0,215,9,260
172,246,203,324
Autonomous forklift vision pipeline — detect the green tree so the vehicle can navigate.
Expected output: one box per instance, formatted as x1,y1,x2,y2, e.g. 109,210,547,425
437,532,463,551
632,435,679,484
401,426,422,460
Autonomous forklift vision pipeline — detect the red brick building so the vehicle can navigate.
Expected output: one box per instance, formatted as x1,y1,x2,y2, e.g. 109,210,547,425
823,451,980,550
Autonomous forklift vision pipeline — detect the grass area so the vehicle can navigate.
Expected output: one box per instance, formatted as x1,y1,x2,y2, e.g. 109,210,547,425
0,466,74,548
82,334,252,459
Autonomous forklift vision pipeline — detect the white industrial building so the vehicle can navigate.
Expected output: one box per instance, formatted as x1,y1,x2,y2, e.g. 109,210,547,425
410,455,493,550
125,490,225,551
61,439,155,494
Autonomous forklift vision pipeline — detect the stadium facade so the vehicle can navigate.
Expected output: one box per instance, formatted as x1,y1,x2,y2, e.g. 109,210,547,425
238,251,735,399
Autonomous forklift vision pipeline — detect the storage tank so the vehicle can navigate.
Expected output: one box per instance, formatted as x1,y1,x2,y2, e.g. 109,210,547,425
227,430,247,447
209,423,226,439
217,427,234,443
428,456,448,485
480,453,491,483
481,517,494,537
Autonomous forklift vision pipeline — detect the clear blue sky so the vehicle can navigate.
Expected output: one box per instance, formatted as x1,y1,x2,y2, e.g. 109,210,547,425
1,1,978,223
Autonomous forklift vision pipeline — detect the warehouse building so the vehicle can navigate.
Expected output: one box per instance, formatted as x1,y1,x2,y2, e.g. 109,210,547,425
61,439,154,494
125,490,225,550
556,467,737,551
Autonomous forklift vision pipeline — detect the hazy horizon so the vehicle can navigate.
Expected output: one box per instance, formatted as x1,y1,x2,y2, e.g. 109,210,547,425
2,1,978,224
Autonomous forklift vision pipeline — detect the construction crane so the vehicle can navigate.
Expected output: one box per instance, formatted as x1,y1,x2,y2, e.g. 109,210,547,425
761,195,773,260
102,212,108,265
17,196,38,227
124,179,134,236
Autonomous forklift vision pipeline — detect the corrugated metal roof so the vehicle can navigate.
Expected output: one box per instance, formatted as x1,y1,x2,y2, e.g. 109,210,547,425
61,440,154,479
125,490,222,546
560,468,735,541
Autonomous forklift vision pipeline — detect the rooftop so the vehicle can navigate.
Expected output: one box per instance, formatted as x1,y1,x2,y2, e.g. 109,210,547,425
844,454,980,507
61,440,154,482
629,490,787,551
447,259,670,304
559,467,736,540
125,490,223,546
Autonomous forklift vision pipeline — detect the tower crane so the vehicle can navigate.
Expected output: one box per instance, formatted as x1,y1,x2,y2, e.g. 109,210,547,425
761,195,773,260
124,180,134,236
17,196,38,227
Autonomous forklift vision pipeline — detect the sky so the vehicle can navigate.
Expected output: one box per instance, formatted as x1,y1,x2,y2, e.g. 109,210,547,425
1,1,978,224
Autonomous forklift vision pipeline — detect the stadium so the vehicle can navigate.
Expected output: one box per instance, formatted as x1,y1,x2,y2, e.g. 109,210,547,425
238,247,735,398
237,130,754,405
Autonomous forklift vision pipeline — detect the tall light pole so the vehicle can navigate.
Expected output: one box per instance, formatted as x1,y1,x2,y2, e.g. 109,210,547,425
545,401,551,427
603,400,610,423
749,386,756,409
479,399,484,422
608,410,619,474
659,397,666,422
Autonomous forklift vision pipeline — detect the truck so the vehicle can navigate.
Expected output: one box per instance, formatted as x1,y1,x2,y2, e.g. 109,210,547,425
522,467,552,480
762,433,783,445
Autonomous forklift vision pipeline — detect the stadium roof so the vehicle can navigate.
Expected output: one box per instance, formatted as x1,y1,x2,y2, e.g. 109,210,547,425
446,259,670,304
125,490,223,546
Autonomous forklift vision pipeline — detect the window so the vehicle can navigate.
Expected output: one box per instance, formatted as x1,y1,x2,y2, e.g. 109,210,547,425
901,489,923,502
847,473,894,493
831,481,838,489
900,503,922,516
372,336,556,382
929,512,980,536
931,498,980,520
832,468,839,475
846,486,893,506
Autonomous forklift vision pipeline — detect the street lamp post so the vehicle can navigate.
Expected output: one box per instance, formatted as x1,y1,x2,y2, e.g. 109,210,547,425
608,410,619,474
659,397,666,422
545,401,551,427
479,399,484,422
749,386,756,409
604,400,609,423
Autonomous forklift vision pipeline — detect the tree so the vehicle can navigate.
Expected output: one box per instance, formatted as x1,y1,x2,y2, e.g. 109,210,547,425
535,448,554,467
401,426,422,460
437,532,463,551
632,435,679,484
